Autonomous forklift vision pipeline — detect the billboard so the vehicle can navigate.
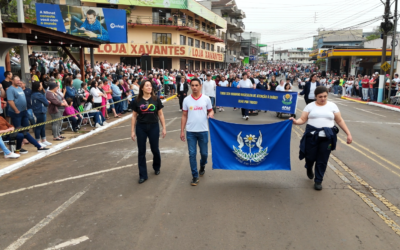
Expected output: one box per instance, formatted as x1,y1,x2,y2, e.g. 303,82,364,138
80,0,226,28
35,3,127,44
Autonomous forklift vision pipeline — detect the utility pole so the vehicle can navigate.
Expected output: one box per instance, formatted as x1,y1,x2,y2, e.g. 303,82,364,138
389,0,398,98
378,0,391,102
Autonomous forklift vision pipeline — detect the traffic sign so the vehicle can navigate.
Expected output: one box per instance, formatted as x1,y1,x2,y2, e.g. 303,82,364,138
381,61,391,72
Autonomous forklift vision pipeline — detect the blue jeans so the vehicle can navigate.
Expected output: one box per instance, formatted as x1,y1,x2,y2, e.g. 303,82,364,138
136,122,161,179
113,96,122,114
89,111,105,125
70,15,84,34
122,99,128,111
107,98,115,109
186,131,209,178
333,85,339,94
27,109,36,125
3,132,41,150
209,97,215,107
9,110,29,129
68,116,82,129
0,137,11,155
369,88,375,101
34,113,46,140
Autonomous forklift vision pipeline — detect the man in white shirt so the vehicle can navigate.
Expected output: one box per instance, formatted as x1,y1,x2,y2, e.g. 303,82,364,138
237,72,255,120
393,73,400,92
202,74,216,107
218,76,229,112
181,78,214,186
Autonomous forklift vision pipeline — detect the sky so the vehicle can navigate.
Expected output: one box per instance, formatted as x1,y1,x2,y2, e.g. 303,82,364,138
234,0,387,52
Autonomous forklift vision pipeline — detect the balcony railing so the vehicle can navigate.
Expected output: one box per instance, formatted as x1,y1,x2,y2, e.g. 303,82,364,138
128,15,222,41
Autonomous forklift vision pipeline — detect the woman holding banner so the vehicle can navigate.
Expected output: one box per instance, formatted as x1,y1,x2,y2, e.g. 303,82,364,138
290,86,352,191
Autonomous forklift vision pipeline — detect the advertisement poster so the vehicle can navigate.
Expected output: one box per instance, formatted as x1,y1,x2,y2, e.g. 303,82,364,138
36,3,127,44
81,0,226,28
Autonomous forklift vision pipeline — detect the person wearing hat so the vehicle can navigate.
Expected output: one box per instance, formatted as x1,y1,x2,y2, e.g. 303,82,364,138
46,81,68,141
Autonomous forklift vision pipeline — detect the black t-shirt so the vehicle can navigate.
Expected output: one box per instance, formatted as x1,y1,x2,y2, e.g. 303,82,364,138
374,78,379,88
249,77,255,84
23,88,32,109
132,96,164,124
269,81,278,91
1,80,12,101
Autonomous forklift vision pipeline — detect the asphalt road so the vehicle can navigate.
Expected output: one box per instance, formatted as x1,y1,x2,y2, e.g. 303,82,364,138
1,87,400,250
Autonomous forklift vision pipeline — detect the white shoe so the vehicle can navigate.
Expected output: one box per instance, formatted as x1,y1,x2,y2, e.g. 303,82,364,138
179,109,182,111
42,141,52,146
39,143,47,148
219,108,222,112
95,123,102,128
5,152,20,159
242,116,246,119
222,108,225,111
103,121,109,126
245,116,249,120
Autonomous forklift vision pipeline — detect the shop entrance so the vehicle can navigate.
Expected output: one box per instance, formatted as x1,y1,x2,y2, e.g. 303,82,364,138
180,59,186,70
153,57,172,70
120,57,141,67
195,61,200,70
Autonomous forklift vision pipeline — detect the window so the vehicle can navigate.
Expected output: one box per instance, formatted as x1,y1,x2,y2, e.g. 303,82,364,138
211,44,214,51
180,35,186,45
153,33,172,44
217,46,220,52
201,42,205,49
206,43,210,50
188,37,194,47
152,8,171,25
195,39,200,48
195,19,200,30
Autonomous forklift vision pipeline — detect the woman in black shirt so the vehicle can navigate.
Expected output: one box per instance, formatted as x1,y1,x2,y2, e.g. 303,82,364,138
269,75,279,91
131,80,166,184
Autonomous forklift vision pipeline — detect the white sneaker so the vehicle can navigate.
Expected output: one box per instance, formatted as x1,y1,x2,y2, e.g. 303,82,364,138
219,108,222,112
245,116,249,120
39,143,47,148
5,152,20,159
222,108,225,111
179,109,182,111
95,123,102,128
242,116,246,119
103,121,109,126
42,141,52,146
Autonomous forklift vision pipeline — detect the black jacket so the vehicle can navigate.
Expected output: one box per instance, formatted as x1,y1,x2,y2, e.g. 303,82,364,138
177,81,189,95
300,81,321,102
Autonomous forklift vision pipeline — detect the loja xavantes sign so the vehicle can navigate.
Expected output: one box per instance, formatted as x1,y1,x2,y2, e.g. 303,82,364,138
91,44,224,62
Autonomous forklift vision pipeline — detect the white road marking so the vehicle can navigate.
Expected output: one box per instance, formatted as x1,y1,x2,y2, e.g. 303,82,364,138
165,117,177,127
5,186,90,250
64,138,130,151
354,108,387,117
345,120,400,125
43,236,89,250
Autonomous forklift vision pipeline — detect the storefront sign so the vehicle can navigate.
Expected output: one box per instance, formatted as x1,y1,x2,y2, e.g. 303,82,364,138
91,44,224,62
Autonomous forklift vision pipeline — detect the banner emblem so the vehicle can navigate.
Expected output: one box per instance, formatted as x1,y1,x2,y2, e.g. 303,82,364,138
233,131,268,165
282,94,293,105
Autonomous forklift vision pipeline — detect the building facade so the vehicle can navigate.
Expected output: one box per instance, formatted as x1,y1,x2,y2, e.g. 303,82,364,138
209,0,246,67
241,32,261,65
81,0,227,70
274,48,313,64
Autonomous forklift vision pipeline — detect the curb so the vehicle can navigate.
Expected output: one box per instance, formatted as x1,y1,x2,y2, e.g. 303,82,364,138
0,97,174,178
341,96,367,104
367,102,400,112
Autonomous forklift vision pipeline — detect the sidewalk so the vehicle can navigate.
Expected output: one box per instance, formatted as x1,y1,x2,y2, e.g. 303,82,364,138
0,95,177,177
340,95,400,112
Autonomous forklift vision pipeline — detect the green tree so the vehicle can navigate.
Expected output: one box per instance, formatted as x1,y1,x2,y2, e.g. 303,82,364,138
0,0,37,24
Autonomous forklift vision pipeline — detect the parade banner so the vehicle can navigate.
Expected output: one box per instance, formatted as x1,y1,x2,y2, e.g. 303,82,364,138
35,3,127,43
209,119,292,171
216,87,298,114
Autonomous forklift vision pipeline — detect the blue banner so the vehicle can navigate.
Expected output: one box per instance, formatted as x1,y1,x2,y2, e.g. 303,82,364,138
209,119,292,171
216,87,298,114
35,3,127,43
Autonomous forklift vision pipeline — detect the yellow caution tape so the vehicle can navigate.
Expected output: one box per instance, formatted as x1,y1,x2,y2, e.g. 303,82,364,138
0,96,136,137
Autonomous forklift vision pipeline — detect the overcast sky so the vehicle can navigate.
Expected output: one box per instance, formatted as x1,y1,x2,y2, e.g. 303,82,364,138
234,0,387,51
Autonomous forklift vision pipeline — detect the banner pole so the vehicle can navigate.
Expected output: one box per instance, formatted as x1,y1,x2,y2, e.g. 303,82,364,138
294,92,299,115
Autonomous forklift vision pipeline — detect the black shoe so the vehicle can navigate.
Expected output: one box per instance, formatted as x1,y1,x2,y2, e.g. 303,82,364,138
19,148,28,154
314,182,322,190
73,129,78,133
38,147,50,151
191,177,199,186
307,167,314,179
138,178,147,184
155,170,160,175
199,166,205,176
121,111,126,114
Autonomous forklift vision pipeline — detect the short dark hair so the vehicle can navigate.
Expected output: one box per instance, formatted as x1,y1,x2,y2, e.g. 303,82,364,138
314,86,328,96
66,98,73,105
4,71,12,78
190,78,202,85
86,9,96,16
242,72,247,77
32,81,41,92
